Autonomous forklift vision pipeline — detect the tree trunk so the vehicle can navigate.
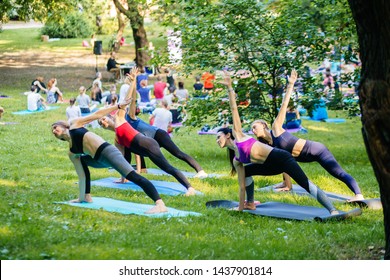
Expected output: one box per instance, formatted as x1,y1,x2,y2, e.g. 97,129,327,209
115,8,127,52
348,0,390,260
113,0,150,68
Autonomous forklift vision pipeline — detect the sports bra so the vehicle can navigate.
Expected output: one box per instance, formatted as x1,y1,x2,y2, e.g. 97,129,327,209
69,127,88,154
115,122,140,148
271,130,299,153
234,137,257,164
125,115,158,138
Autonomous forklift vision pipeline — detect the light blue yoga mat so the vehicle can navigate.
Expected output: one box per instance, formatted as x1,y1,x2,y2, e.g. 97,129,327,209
12,106,60,115
301,116,346,123
56,197,201,218
145,168,224,178
91,177,203,196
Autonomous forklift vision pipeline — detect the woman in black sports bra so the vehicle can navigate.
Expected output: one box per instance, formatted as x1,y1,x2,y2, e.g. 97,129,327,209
51,97,168,214
251,70,364,201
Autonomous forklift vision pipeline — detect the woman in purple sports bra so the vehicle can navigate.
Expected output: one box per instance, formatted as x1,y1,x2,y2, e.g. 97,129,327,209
251,70,364,201
216,71,338,215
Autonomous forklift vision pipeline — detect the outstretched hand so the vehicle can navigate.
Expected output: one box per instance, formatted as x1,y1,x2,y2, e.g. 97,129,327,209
126,67,140,82
219,70,233,88
288,69,298,85
118,97,133,109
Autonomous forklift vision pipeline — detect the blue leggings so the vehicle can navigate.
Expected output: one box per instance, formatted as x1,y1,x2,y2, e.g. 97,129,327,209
296,140,361,195
80,143,161,202
244,148,335,212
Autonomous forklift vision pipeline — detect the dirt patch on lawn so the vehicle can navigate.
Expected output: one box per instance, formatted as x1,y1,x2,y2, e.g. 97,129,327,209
0,48,132,94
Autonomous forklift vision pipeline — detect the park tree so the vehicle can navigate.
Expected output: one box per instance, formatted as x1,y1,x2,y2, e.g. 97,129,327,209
161,0,356,128
113,0,150,68
348,0,390,260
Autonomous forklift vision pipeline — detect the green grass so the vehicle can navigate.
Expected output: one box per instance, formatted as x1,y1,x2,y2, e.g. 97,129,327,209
0,27,385,260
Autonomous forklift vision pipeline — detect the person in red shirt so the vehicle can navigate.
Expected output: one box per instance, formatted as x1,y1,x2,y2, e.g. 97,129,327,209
153,75,167,102
201,71,215,92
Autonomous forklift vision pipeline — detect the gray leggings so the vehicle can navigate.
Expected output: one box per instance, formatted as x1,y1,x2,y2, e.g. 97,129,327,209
80,143,161,202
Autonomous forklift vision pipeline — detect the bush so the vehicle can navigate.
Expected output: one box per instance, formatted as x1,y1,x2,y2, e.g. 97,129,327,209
41,12,93,38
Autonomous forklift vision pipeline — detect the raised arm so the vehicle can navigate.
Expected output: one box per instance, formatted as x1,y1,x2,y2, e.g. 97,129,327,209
127,68,139,119
221,71,245,140
72,97,131,128
272,70,298,132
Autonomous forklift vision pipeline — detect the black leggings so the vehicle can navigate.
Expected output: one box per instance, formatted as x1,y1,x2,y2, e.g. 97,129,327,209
296,140,361,195
80,143,161,202
153,129,202,172
124,134,192,189
244,148,335,212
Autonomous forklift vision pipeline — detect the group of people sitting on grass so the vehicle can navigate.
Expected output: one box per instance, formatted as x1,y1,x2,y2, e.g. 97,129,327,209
49,67,364,215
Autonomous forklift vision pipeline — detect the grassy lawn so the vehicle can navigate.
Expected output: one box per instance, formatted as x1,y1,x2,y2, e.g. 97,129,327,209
0,26,385,260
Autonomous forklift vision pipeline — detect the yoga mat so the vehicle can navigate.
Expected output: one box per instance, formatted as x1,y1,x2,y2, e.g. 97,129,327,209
0,122,19,125
145,168,224,178
12,106,60,115
206,200,362,222
91,177,203,196
301,116,346,123
257,184,382,210
198,127,304,135
56,197,201,218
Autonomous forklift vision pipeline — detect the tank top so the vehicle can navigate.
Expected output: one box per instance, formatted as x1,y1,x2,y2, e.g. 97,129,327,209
271,130,299,153
69,127,88,154
115,122,140,148
125,114,158,138
234,137,257,163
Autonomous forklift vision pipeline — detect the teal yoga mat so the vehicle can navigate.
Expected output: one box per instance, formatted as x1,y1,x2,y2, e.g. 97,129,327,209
56,197,201,217
206,200,362,222
144,168,224,178
257,184,382,210
12,106,60,115
301,116,346,123
91,177,203,196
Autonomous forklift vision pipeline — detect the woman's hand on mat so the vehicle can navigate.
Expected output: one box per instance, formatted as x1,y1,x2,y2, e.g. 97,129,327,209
114,177,129,184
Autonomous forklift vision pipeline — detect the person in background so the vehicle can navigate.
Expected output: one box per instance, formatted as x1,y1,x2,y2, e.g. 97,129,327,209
150,99,172,132
0,106,4,125
201,71,215,93
153,75,167,103
66,97,82,121
136,68,149,90
175,81,189,103
165,68,175,89
47,78,64,103
31,76,48,94
107,51,121,80
26,85,47,111
193,75,204,96
76,86,95,114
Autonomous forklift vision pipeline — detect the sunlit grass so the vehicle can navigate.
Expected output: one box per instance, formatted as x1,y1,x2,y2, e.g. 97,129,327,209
0,27,384,260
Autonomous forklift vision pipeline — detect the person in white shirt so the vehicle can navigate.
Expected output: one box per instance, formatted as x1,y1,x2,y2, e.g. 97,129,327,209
119,76,131,103
66,97,82,120
175,81,189,102
27,85,46,111
150,99,172,132
163,86,176,107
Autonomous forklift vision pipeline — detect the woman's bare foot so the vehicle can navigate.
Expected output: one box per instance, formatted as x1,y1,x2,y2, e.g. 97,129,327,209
184,187,197,196
347,194,364,202
144,200,168,214
70,194,93,203
244,201,257,210
194,170,208,179
330,210,340,215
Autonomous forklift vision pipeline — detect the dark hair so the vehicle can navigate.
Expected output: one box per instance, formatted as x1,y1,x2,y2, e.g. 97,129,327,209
178,81,184,89
31,85,37,92
217,127,237,176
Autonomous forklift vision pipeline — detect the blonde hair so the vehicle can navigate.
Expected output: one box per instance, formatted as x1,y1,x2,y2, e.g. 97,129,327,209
51,120,70,129
251,119,269,130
